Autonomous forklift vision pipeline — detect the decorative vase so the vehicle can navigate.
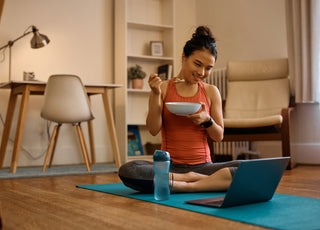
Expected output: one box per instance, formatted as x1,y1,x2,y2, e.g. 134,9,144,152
132,79,143,89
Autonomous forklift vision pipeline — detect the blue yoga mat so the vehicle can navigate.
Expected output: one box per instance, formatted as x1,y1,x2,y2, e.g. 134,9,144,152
77,183,320,230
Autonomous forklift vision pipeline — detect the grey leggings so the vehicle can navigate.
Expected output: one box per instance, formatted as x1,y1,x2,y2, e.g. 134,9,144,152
118,160,242,193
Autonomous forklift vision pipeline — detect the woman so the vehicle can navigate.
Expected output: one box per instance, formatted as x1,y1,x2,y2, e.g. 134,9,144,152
119,26,241,193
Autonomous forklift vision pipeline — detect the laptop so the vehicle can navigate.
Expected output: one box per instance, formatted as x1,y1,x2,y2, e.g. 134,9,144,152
186,157,290,208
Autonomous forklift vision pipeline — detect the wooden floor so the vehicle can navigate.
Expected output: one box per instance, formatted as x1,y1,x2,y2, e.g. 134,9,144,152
1,164,320,230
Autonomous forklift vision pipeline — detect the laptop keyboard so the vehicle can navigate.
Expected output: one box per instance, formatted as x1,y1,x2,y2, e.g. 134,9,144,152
206,197,224,206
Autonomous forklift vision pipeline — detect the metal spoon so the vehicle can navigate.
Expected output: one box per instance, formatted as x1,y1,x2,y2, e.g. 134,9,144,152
174,78,185,83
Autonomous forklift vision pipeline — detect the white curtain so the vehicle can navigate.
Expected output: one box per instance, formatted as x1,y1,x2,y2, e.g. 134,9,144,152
285,0,320,103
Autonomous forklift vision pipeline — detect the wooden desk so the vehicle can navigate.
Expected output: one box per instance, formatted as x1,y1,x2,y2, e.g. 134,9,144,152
0,81,122,173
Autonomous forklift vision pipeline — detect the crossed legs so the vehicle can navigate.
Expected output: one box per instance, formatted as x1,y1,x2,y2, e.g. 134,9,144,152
119,160,235,193
170,168,232,192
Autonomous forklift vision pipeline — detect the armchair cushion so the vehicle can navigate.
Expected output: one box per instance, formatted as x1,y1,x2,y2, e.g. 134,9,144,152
224,78,290,119
224,115,283,128
227,58,288,81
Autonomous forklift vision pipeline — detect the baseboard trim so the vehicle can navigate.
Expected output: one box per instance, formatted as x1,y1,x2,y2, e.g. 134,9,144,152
292,143,320,165
252,142,320,165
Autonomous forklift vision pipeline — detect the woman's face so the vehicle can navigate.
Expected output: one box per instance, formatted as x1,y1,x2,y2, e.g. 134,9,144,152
181,49,215,84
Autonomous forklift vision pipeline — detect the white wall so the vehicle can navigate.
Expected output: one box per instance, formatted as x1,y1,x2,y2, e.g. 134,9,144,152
173,0,197,75
0,0,115,167
196,0,287,68
196,0,320,165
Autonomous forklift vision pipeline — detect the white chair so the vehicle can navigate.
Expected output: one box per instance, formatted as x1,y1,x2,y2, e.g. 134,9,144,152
41,75,94,172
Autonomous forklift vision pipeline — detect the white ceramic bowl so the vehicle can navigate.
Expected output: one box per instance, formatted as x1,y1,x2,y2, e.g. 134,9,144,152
165,102,201,116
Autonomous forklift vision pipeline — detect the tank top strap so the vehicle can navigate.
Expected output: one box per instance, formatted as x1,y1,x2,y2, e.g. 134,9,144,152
198,81,210,107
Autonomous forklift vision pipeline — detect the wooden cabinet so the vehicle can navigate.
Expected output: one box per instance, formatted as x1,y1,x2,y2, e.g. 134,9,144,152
115,0,175,163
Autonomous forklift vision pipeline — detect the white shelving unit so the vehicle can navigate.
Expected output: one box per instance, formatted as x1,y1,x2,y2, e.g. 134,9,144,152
115,0,175,163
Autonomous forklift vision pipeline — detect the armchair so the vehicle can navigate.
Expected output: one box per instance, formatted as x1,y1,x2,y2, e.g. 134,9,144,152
220,58,294,169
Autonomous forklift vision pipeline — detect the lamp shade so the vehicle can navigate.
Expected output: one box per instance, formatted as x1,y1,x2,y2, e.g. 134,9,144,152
31,31,50,49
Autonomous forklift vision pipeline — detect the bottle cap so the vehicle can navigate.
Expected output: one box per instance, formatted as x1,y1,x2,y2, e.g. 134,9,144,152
153,150,170,161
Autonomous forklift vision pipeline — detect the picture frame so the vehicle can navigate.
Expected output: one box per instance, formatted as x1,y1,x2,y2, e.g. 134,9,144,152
150,41,164,56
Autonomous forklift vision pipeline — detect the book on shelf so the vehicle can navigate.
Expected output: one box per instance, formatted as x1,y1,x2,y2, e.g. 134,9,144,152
127,125,144,156
157,64,173,80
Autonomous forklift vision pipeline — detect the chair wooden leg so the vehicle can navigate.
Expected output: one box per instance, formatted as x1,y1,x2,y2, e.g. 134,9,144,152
87,119,96,165
42,125,59,172
76,124,90,164
80,128,90,167
49,125,61,168
76,124,91,172
281,108,293,169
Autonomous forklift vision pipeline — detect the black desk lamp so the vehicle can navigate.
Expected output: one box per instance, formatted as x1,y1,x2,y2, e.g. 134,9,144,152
0,25,50,81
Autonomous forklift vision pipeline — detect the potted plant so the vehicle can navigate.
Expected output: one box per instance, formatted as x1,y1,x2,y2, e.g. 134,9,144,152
127,64,146,89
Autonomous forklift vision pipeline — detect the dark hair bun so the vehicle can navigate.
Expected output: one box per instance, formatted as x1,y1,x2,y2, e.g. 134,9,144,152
193,26,213,39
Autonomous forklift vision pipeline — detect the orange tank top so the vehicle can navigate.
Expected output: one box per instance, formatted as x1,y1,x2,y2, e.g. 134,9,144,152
161,78,211,164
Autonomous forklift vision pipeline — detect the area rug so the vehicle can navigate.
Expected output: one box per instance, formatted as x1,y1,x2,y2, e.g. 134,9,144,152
77,183,320,230
0,163,118,179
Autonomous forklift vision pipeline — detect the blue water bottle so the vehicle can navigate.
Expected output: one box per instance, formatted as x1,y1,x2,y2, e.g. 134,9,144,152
153,150,170,200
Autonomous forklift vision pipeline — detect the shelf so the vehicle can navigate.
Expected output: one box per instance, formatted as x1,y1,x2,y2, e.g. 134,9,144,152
127,155,153,162
127,122,146,126
128,21,173,31
127,88,150,94
128,54,173,62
